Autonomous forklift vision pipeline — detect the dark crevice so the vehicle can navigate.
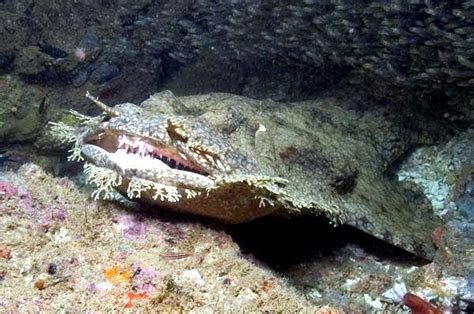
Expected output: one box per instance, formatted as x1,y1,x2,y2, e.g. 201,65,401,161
225,215,425,271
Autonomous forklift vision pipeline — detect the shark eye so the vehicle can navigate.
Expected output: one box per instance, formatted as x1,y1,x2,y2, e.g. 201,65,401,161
166,118,188,143
101,115,112,122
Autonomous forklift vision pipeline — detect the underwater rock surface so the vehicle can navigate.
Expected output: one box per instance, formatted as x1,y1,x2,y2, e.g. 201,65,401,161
0,0,473,102
0,75,45,142
0,163,318,312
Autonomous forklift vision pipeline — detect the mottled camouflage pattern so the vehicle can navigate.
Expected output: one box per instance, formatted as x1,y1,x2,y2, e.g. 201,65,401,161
61,91,441,259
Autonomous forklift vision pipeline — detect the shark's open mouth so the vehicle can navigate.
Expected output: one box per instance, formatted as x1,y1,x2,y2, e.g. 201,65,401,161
84,132,208,176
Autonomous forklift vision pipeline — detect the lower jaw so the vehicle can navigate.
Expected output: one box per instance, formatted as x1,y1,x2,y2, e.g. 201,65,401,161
81,144,214,190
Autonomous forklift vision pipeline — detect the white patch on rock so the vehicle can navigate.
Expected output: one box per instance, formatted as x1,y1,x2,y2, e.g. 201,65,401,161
363,294,383,310
182,269,205,286
381,282,407,303
51,227,70,244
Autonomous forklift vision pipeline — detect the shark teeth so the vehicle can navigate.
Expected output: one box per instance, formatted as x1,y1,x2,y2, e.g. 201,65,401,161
116,134,205,174
112,148,171,171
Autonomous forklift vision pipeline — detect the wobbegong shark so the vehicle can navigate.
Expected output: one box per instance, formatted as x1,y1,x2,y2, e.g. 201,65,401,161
51,91,442,259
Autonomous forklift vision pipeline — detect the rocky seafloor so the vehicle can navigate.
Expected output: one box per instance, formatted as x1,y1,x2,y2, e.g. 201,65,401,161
0,163,318,312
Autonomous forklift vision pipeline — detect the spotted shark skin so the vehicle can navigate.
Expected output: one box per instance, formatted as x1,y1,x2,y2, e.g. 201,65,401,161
52,91,441,259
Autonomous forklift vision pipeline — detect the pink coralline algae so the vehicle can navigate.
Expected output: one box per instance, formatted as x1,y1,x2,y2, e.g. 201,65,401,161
0,247,12,260
44,208,67,222
19,188,34,214
39,208,67,230
131,264,157,294
117,214,147,240
0,180,17,198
